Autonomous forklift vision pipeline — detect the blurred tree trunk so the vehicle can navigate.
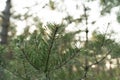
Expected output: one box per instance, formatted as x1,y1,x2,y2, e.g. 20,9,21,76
0,0,11,44
0,0,11,79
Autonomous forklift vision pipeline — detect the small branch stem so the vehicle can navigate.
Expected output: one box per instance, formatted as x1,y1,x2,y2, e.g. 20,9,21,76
44,26,59,79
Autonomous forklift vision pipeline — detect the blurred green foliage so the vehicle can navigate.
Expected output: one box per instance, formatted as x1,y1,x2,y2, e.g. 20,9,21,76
1,0,120,80
0,22,120,80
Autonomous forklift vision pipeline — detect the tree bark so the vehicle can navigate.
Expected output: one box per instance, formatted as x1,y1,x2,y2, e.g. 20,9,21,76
1,0,11,44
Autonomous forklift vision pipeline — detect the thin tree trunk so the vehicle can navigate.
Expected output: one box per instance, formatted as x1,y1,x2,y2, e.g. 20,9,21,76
0,0,11,79
1,0,11,44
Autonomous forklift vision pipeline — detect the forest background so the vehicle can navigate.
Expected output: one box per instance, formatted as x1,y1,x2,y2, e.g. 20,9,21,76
0,0,120,80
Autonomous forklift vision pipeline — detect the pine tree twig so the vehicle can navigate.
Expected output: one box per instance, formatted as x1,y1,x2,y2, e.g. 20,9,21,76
50,48,81,72
22,55,30,80
92,23,110,61
80,50,111,80
44,26,59,79
19,47,40,71
100,23,110,47
89,50,111,67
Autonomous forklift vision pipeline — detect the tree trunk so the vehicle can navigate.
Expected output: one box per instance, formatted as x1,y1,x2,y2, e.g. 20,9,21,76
0,0,11,44
0,0,11,79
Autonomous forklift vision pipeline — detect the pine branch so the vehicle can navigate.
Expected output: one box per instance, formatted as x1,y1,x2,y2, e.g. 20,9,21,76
50,48,81,72
22,54,30,80
44,26,59,79
19,47,40,71
89,50,111,67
